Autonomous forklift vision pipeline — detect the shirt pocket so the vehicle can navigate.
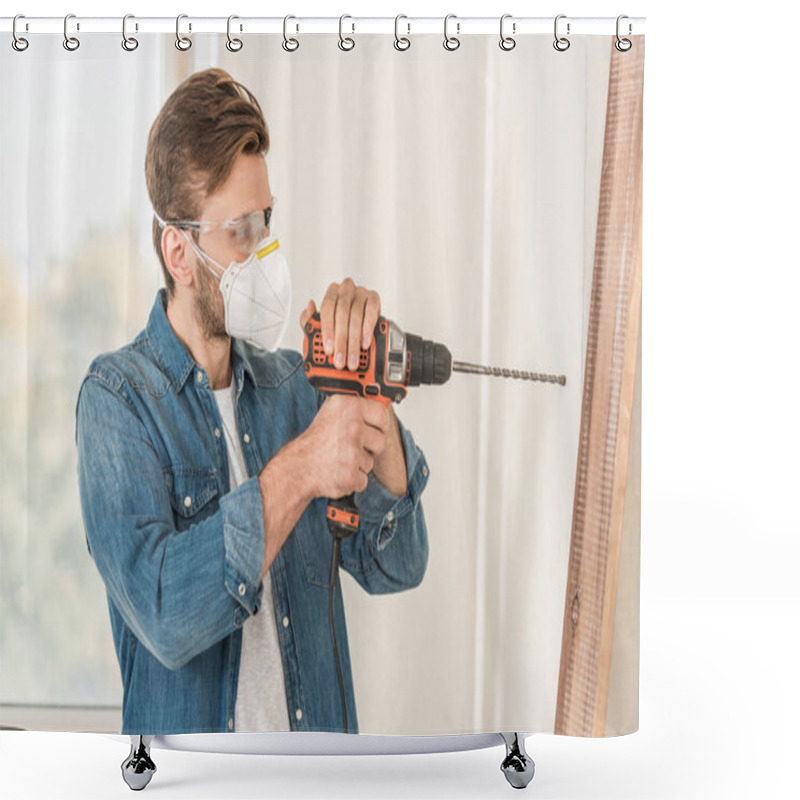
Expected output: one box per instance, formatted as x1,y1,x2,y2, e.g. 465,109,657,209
292,498,335,588
165,466,219,528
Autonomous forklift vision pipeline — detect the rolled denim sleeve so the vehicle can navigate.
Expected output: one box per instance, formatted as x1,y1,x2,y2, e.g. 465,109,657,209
220,476,266,615
76,369,265,671
341,416,430,593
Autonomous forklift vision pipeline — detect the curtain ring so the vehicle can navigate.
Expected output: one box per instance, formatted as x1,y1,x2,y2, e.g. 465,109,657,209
338,14,355,51
226,15,243,52
394,14,410,51
615,15,632,51
553,14,570,52
283,15,299,52
122,14,139,51
175,14,192,50
443,14,460,51
499,14,516,51
63,13,80,51
12,15,29,52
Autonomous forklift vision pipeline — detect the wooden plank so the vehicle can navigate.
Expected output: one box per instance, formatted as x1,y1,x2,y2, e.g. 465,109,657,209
554,37,645,737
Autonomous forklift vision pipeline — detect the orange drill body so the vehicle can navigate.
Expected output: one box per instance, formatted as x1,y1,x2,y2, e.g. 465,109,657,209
302,313,409,406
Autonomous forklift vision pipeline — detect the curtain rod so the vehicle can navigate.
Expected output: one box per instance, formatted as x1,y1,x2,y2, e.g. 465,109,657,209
2,16,646,37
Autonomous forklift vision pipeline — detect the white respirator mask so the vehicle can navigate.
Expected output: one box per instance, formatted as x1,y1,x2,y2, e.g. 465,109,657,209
183,231,292,352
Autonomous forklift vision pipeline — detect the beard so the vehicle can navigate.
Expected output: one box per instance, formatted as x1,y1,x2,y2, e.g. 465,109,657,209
194,256,228,342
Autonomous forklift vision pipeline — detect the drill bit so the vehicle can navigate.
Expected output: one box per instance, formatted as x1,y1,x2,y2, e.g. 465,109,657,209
452,360,566,386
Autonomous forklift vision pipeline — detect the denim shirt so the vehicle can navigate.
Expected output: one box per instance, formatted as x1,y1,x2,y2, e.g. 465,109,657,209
75,289,430,735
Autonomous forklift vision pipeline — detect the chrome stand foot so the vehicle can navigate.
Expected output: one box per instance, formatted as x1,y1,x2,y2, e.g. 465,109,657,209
500,732,535,789
121,735,156,791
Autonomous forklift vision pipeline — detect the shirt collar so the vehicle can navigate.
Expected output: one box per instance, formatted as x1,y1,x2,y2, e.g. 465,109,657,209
146,289,256,392
231,338,257,395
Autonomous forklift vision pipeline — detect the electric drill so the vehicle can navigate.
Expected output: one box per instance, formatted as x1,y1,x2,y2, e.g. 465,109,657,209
302,311,565,538
302,310,565,734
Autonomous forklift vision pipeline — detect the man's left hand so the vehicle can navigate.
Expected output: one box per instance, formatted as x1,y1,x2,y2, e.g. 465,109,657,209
299,280,381,372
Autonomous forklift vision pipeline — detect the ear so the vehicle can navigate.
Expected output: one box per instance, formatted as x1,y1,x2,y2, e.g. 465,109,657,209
162,227,197,290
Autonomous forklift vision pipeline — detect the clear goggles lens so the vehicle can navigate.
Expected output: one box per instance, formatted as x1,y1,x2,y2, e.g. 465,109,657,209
186,199,275,255
216,205,274,254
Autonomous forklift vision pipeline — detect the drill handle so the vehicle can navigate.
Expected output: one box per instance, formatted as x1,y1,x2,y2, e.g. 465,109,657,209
326,493,360,543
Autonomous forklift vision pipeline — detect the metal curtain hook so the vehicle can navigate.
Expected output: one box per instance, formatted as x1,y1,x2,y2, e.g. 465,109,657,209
12,14,29,51
63,13,80,51
283,15,299,51
122,14,139,51
499,14,516,51
616,14,632,51
553,14,570,52
339,14,355,51
394,14,410,51
443,14,460,51
226,15,243,51
175,14,192,50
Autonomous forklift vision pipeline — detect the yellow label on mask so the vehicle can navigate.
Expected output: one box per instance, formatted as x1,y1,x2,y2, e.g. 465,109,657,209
257,239,280,260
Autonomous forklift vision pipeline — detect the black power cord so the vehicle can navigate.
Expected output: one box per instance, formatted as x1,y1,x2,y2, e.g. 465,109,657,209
328,536,348,733
325,491,360,734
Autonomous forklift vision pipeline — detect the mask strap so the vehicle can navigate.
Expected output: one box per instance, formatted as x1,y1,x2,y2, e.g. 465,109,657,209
180,229,226,282
153,208,225,281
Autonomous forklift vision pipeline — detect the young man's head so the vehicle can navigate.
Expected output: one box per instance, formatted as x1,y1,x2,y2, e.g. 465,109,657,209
145,68,272,339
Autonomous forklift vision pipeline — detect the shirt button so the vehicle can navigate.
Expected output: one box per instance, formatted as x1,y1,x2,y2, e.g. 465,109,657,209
238,583,246,596
215,428,221,439
196,371,203,383
243,433,251,444
423,466,428,477
295,709,303,721
228,718,234,730
282,616,289,628
184,496,192,508
386,511,394,522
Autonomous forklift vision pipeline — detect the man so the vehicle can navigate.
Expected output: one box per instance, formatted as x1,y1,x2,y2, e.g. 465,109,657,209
75,68,429,735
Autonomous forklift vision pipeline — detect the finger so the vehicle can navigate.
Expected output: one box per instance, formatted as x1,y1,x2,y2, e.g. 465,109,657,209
299,299,316,330
362,400,391,432
333,279,356,371
336,394,360,415
362,291,382,350
358,449,375,475
319,283,340,357
347,291,367,371
361,426,386,456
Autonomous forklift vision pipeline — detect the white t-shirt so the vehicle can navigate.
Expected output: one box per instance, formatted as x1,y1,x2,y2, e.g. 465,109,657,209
213,382,291,732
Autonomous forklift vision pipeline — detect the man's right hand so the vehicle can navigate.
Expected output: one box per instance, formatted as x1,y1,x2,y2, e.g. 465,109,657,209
257,393,390,580
301,394,390,499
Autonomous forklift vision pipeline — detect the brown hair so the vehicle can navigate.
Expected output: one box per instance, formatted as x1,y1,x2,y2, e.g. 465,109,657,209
145,68,269,297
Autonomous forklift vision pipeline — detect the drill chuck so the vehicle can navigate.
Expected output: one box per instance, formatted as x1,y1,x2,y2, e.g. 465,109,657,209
404,334,452,386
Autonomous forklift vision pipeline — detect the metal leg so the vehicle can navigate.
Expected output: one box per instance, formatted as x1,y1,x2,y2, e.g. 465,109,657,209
500,732,535,789
121,735,157,791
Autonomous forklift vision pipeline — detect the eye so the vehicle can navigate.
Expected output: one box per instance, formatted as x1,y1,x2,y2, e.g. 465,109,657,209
226,215,255,244
230,223,249,243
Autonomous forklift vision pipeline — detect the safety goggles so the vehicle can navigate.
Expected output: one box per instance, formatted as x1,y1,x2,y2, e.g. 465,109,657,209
158,198,276,255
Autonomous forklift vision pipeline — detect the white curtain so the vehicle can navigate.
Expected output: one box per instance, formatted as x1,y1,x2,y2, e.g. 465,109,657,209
0,32,614,734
